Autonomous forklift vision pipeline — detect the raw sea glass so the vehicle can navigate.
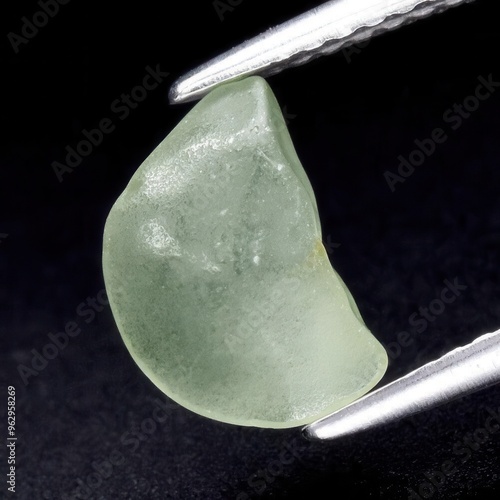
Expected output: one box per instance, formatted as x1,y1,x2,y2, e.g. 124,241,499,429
103,76,388,428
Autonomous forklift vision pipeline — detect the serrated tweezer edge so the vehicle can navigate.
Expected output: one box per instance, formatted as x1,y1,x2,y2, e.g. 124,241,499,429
169,0,474,104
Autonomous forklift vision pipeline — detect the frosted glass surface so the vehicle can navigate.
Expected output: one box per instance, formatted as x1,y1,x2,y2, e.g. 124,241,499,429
103,76,388,428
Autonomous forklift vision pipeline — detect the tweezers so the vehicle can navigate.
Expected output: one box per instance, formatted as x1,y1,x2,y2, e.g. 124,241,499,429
168,0,500,440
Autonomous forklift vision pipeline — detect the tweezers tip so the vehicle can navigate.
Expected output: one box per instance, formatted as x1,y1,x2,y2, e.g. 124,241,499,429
169,73,204,104
301,424,321,441
168,79,187,105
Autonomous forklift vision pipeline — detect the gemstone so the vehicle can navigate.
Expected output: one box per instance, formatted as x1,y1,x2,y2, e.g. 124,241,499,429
102,76,388,428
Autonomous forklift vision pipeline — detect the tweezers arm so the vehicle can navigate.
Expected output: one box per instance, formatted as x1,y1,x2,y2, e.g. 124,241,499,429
304,329,500,440
170,0,474,103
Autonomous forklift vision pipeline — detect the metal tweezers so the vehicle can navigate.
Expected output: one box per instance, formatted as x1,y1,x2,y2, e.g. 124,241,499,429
169,0,500,440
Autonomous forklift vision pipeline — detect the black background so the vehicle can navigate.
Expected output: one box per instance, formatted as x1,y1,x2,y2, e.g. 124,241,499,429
2,0,500,498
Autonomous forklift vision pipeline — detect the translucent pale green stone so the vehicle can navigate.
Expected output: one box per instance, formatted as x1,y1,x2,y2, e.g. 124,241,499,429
102,76,388,428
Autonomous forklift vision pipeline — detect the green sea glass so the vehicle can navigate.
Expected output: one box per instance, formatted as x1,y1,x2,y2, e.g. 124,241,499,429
103,76,388,428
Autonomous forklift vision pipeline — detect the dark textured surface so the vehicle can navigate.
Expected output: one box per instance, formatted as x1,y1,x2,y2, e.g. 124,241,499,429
1,0,500,498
